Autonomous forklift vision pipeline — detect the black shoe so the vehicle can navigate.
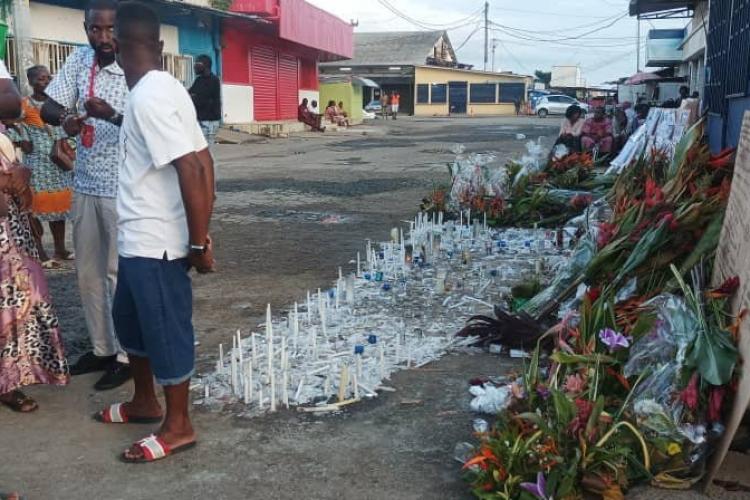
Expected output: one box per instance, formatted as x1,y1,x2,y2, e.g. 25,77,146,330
94,362,132,391
69,352,116,376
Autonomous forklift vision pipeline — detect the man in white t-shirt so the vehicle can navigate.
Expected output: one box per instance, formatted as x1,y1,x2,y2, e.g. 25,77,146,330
94,1,214,463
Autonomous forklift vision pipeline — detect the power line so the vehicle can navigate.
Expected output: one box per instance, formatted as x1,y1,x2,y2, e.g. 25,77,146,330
455,23,483,51
375,0,484,31
489,12,629,42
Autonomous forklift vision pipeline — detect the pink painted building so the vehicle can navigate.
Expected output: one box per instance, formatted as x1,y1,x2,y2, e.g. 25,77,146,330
221,0,353,125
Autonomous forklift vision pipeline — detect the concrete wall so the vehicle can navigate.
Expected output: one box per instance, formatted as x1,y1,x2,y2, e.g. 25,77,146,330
319,82,363,124
223,84,254,124
27,2,180,53
413,66,528,116
299,89,320,108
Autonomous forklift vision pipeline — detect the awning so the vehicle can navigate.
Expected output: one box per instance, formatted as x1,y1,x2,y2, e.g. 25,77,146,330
629,0,696,17
624,71,662,85
352,77,380,88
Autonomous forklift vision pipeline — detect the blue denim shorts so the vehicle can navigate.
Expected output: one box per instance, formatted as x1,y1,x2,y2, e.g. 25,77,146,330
113,256,194,386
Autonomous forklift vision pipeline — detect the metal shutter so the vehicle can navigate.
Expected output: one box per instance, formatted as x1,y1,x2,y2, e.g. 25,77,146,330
277,55,299,120
252,46,278,121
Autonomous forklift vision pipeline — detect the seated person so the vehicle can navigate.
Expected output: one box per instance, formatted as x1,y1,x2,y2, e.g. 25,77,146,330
555,104,584,152
631,103,650,133
337,101,348,118
308,99,320,114
325,100,349,127
298,98,325,132
612,108,630,152
581,106,613,154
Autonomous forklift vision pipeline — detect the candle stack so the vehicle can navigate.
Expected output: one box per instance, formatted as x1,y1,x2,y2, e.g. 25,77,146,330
201,212,572,416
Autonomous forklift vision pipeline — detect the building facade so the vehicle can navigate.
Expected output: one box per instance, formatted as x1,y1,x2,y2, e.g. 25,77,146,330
320,30,531,116
222,0,353,126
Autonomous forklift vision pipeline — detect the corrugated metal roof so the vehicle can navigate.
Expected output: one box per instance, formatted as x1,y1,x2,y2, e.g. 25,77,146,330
322,31,450,67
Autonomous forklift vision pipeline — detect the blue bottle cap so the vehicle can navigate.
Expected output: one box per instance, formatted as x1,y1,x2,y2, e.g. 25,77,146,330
382,283,392,291
367,334,378,344
354,345,365,355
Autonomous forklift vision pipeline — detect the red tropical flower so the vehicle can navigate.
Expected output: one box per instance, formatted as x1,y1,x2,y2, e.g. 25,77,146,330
708,386,726,422
568,398,594,437
680,373,699,410
644,177,665,208
706,276,740,299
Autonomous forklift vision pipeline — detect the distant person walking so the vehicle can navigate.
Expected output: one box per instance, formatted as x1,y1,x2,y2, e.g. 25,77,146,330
514,98,521,116
98,1,215,463
41,0,131,391
390,91,400,120
189,54,221,147
380,92,389,119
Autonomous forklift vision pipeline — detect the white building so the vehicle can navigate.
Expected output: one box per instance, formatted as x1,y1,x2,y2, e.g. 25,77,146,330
550,65,584,88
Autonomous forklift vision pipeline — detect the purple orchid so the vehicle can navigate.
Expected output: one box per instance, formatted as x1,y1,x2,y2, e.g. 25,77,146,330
598,328,630,352
520,472,549,500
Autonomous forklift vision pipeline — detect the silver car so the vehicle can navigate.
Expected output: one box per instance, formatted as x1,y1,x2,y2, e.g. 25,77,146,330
534,95,589,118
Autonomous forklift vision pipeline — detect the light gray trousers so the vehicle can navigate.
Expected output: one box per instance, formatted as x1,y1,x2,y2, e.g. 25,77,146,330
72,193,126,362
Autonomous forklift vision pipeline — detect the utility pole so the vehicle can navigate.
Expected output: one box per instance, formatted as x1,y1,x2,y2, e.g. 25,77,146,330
483,1,489,71
491,38,499,72
636,16,641,72
11,0,33,95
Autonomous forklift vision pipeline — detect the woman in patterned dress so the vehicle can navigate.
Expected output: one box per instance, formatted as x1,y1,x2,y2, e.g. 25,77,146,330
6,65,74,268
0,129,69,412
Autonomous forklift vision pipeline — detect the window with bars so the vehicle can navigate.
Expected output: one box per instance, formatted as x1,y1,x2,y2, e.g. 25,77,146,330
4,37,195,87
469,83,496,103
417,84,429,104
499,83,525,103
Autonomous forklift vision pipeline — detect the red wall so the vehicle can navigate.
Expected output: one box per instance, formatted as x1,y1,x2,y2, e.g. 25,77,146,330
279,0,353,60
230,0,277,16
222,20,320,121
222,25,250,84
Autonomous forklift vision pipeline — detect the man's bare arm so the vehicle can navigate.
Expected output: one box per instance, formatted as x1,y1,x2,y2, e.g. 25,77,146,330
195,148,215,213
174,151,213,272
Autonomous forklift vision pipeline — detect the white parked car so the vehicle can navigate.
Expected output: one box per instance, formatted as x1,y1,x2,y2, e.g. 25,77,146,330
534,95,589,118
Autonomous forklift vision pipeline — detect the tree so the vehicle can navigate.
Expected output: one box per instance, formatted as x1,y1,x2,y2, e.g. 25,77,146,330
534,70,552,88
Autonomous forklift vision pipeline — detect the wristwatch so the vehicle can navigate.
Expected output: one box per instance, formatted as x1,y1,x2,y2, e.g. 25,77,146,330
189,244,207,255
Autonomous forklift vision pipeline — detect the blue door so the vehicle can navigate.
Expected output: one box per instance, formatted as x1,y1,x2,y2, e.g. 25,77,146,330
449,81,468,114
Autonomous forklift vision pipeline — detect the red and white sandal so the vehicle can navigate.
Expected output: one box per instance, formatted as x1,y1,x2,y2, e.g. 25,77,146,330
121,434,197,464
93,403,163,424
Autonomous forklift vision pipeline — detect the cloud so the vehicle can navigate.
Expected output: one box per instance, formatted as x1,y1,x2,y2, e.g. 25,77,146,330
308,0,687,85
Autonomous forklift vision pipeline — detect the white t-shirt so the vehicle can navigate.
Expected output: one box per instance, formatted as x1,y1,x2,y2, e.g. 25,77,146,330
0,60,10,79
118,70,208,260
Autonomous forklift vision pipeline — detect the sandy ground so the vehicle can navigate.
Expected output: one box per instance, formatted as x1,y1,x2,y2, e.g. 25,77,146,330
2,116,748,499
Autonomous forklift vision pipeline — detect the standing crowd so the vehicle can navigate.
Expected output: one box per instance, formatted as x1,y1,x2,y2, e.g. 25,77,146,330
0,0,217,464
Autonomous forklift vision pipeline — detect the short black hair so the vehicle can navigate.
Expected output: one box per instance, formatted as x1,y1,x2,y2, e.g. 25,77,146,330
565,104,582,120
26,64,48,82
86,0,118,19
116,1,160,43
197,54,212,69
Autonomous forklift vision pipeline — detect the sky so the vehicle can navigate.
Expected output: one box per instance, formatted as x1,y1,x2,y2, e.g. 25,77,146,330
307,0,686,86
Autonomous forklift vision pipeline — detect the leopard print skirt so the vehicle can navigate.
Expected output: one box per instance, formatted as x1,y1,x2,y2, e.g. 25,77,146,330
0,196,69,394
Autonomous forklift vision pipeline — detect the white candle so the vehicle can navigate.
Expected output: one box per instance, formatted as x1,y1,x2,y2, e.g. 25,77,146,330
247,360,253,404
251,333,257,366
356,355,363,378
338,266,343,281
258,385,264,410
295,376,305,402
270,370,277,412
353,371,359,399
237,330,243,367
357,252,361,277
282,370,289,408
243,364,251,404
460,211,463,227
218,343,224,374
483,212,487,230
204,384,210,399
324,374,331,395
306,291,312,323
266,304,273,384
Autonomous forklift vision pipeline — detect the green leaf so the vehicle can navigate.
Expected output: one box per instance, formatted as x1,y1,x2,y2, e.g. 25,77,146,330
550,352,617,365
677,211,725,276
687,326,738,385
